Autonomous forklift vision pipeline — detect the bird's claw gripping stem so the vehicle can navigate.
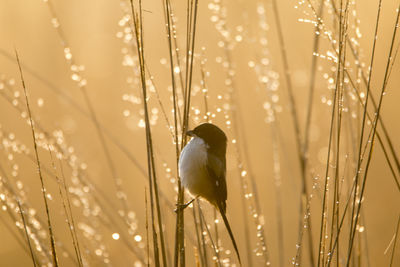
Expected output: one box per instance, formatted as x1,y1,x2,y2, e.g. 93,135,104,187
174,198,196,213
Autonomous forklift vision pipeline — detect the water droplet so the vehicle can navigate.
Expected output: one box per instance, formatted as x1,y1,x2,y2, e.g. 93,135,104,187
112,233,120,240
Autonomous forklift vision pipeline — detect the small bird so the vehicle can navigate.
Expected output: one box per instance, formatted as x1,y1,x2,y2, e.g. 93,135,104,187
179,123,241,264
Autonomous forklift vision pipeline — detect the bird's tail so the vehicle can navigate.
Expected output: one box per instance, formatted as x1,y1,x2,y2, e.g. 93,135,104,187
217,202,241,265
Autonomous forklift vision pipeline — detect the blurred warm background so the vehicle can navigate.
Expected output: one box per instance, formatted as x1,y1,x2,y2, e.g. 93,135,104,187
0,0,399,266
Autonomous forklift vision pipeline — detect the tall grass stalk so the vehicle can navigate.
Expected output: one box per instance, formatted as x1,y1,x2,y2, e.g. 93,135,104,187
192,202,207,267
300,0,324,261
270,121,285,267
170,0,200,266
162,0,184,127
145,188,151,267
193,80,211,265
327,1,349,264
15,50,59,267
130,1,168,266
316,0,348,265
161,0,186,265
48,147,84,267
58,160,85,266
272,0,316,264
198,205,222,267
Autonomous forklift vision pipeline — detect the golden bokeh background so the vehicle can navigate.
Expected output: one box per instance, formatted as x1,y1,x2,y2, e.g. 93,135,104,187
0,0,399,266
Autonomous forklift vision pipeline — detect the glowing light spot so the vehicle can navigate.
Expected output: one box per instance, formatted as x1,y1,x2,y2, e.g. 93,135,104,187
95,249,102,256
138,119,145,128
134,235,142,242
64,48,72,60
112,233,120,240
174,66,181,74
37,98,44,107
71,73,80,81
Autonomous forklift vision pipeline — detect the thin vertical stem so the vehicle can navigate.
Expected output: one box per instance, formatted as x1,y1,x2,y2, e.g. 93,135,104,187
15,50,59,267
198,206,221,267
271,0,315,264
197,201,209,267
317,0,346,264
192,202,207,267
145,188,151,267
347,1,382,257
130,1,168,266
51,152,83,267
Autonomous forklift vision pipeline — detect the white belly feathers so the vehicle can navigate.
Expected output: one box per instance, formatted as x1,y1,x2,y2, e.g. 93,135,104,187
179,137,210,197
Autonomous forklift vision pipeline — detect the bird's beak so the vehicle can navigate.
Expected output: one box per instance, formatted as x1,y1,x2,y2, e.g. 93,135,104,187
186,130,195,137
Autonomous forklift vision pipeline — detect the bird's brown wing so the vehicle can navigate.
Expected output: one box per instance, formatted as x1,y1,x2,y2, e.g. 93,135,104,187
206,153,241,264
206,153,227,211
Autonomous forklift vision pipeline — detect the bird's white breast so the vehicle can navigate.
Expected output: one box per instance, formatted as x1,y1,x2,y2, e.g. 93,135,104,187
179,137,209,197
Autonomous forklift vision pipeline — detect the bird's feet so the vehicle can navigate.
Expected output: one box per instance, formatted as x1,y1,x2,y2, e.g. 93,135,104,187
174,198,196,213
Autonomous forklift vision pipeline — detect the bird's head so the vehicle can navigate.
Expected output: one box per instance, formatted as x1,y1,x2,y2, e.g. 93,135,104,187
186,123,227,153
